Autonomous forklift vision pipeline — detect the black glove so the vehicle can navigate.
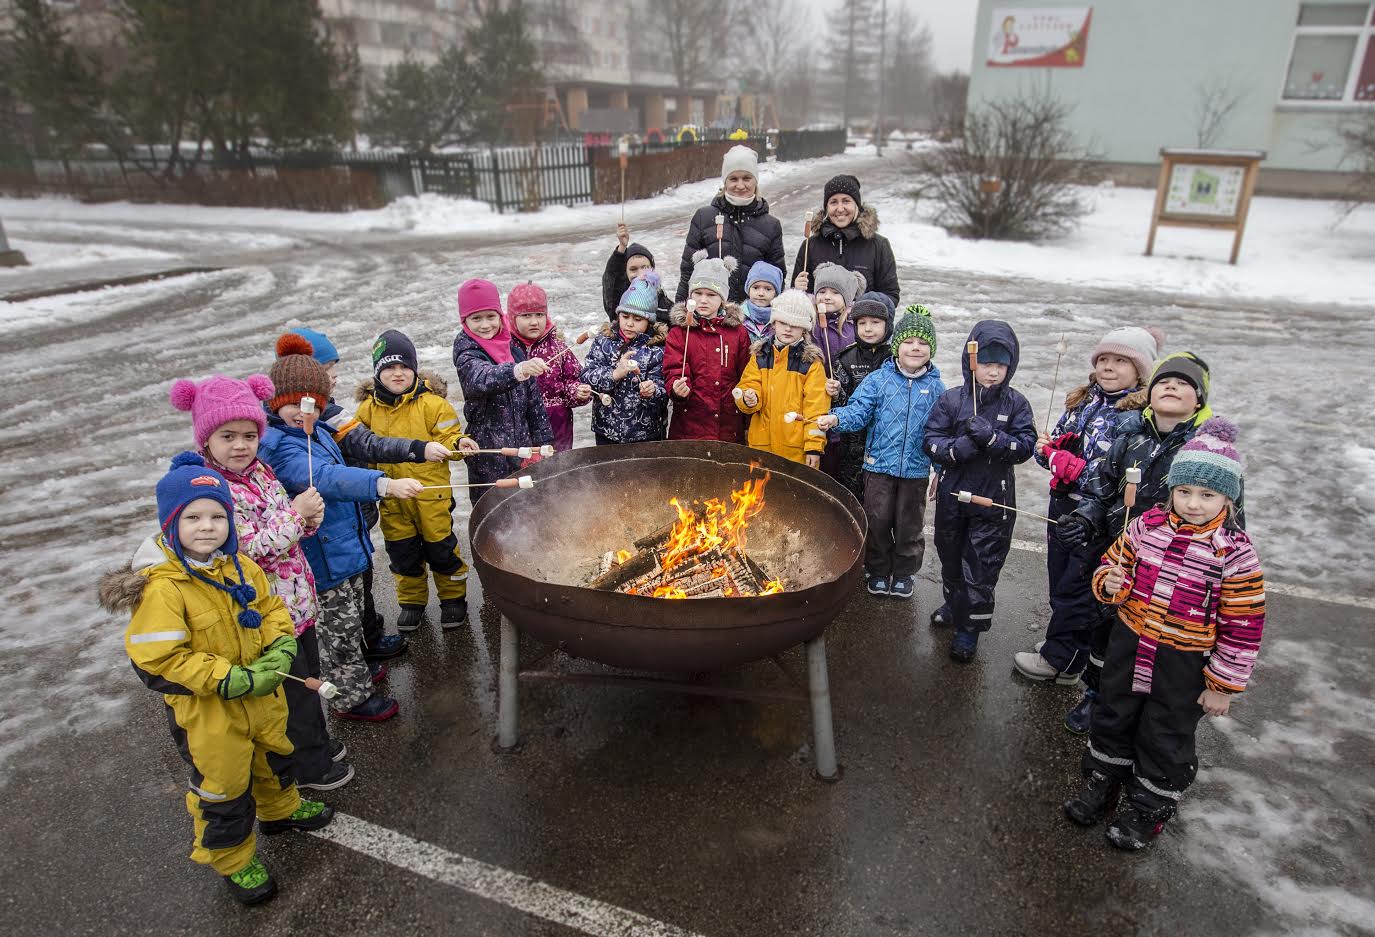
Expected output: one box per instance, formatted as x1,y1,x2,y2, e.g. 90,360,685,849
965,415,995,445
1057,513,1091,547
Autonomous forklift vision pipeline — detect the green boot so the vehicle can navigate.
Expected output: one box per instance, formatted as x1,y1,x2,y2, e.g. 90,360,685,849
223,854,276,905
259,797,335,836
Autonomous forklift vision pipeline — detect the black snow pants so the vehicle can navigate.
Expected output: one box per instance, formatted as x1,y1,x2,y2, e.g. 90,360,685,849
1040,492,1104,675
933,497,1014,633
1084,619,1207,816
283,627,335,784
862,471,928,578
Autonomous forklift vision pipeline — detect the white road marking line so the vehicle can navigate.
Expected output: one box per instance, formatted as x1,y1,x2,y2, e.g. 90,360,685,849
921,527,1375,611
313,812,710,937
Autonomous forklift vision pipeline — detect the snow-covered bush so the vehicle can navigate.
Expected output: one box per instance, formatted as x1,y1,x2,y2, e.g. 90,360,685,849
915,89,1100,240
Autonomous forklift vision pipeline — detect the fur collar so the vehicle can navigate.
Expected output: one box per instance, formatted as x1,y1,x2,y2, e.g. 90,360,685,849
597,321,667,347
819,203,880,240
354,369,449,404
669,300,744,329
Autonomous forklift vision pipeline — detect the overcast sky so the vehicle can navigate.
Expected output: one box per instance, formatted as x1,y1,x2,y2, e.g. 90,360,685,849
800,0,980,74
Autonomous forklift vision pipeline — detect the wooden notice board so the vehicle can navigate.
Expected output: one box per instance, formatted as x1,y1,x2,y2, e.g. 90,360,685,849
1145,148,1265,265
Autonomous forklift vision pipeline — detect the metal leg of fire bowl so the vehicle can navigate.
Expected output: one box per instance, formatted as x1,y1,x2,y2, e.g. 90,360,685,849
494,615,521,753
806,635,842,782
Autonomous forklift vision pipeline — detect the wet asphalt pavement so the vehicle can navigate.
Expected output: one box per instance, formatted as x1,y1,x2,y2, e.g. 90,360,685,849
2,151,1373,935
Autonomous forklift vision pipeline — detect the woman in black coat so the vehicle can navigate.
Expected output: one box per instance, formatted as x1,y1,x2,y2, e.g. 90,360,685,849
791,173,900,307
675,144,787,304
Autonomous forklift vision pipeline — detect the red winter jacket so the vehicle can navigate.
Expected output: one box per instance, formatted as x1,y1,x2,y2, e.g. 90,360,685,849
661,300,750,442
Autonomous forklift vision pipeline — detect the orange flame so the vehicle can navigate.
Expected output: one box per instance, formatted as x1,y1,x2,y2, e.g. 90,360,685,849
660,471,770,573
614,549,632,564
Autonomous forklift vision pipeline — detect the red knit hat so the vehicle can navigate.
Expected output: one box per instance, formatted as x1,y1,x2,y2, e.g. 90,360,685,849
507,281,547,315
269,332,333,413
457,278,502,320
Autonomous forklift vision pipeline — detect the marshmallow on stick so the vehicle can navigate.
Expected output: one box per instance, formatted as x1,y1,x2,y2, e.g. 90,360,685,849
965,342,980,416
421,476,535,491
679,298,698,383
715,213,725,258
275,671,339,700
472,445,554,458
1116,465,1144,570
1045,333,1069,433
955,490,1056,524
300,396,318,486
783,411,821,425
802,210,814,275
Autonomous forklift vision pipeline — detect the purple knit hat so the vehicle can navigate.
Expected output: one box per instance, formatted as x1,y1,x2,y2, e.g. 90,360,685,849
1166,417,1243,501
169,374,275,448
1091,326,1163,387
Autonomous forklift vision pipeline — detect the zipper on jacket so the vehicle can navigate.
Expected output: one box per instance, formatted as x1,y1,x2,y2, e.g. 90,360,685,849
902,378,912,468
1001,478,1008,521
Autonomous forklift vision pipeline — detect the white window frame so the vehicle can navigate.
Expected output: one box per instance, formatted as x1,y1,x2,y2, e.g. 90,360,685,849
1279,2,1375,107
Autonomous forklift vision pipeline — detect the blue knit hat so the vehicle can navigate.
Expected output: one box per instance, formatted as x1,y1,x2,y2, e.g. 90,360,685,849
616,270,663,322
155,452,261,628
1167,417,1244,502
289,327,339,365
744,260,783,295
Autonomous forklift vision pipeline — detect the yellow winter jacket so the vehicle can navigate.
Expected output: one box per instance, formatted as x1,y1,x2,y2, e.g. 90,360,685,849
735,338,829,464
102,537,295,697
354,372,467,503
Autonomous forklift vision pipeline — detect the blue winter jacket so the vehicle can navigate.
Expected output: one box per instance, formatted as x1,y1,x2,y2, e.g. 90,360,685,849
452,331,554,485
581,323,669,443
259,413,385,593
924,319,1037,509
830,359,945,479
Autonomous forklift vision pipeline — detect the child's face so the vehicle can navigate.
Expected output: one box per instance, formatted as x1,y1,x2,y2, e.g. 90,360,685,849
205,419,259,474
898,337,931,370
466,310,503,339
690,288,723,317
773,321,805,344
1094,353,1137,393
323,362,338,394
379,364,416,394
626,254,653,280
748,280,776,306
974,361,1007,388
277,403,305,428
855,315,886,344
177,497,230,563
1171,484,1227,526
618,312,650,335
1149,377,1199,418
816,287,845,316
514,311,547,341
826,193,858,228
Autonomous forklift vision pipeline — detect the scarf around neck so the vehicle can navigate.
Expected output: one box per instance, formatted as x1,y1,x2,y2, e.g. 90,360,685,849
463,317,516,365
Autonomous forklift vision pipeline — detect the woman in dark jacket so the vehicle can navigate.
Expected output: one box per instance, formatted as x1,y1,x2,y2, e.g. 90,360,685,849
792,173,900,307
675,144,786,304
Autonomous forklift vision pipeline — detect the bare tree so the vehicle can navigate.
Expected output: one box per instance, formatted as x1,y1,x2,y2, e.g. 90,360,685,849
930,70,968,138
822,0,878,128
1335,109,1375,220
777,42,820,127
662,0,731,89
1193,74,1245,149
916,87,1101,240
884,4,933,128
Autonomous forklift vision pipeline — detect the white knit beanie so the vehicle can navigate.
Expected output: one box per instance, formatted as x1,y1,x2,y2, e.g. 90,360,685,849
769,290,816,330
721,144,759,186
1091,326,1164,387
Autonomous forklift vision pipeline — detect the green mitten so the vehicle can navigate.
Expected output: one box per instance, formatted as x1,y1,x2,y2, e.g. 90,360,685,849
247,636,299,696
217,666,255,700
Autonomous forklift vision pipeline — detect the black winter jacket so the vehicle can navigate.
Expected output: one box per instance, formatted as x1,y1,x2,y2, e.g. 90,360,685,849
601,244,673,325
791,204,900,307
924,320,1036,515
676,193,786,303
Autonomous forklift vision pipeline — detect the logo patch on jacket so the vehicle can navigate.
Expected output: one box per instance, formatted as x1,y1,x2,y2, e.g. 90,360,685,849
190,475,222,487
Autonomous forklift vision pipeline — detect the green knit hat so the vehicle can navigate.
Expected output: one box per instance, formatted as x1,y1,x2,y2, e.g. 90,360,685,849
891,304,937,357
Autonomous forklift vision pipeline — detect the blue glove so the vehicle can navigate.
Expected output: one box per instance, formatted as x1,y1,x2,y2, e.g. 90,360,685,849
965,415,995,446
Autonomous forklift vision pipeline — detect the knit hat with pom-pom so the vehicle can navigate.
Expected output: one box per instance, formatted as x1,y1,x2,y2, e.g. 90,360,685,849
1167,417,1244,502
156,452,263,628
169,374,274,448
1092,326,1164,388
617,270,664,322
269,332,333,413
688,249,737,302
891,304,937,357
768,289,816,331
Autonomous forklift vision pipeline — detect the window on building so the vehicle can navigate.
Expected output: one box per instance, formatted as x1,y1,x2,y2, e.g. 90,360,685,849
1283,2,1375,102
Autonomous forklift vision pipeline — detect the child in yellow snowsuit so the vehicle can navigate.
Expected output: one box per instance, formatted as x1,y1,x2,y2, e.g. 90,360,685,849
355,329,479,631
99,453,334,906
735,289,829,467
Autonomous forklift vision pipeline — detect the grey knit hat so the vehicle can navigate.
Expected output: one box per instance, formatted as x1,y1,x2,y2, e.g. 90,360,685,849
688,249,737,302
813,262,865,306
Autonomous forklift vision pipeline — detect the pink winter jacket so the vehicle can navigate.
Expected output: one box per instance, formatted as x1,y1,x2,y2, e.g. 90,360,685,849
210,456,320,636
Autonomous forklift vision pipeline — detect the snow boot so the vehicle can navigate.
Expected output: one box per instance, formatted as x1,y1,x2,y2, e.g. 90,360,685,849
949,628,979,663
334,693,399,722
1013,651,1082,686
889,576,914,599
297,760,354,793
866,572,890,596
224,854,276,905
395,605,425,632
440,599,468,630
1064,688,1097,735
1105,802,1170,851
929,605,954,627
362,632,408,660
368,660,388,684
1063,770,1121,826
259,798,335,836
329,739,348,763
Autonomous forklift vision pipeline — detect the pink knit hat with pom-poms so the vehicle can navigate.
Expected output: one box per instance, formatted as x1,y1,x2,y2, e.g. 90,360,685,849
169,374,275,448
1091,326,1164,387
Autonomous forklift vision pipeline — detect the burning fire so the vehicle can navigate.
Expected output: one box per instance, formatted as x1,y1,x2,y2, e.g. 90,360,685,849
660,472,769,572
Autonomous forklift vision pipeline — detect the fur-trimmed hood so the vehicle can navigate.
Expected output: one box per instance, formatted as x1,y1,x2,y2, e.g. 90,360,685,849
750,336,823,364
598,321,668,346
669,300,744,329
354,369,449,404
98,536,177,614
818,203,880,240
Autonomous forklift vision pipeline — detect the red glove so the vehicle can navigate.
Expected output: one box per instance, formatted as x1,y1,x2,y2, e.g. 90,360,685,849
1046,431,1079,453
520,453,543,469
1047,448,1086,485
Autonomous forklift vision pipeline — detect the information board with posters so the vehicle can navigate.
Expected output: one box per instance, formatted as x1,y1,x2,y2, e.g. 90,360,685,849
1163,163,1247,218
987,7,1092,68
1146,148,1266,265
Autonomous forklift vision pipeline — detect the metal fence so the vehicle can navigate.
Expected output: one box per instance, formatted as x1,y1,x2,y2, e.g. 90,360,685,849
776,129,847,162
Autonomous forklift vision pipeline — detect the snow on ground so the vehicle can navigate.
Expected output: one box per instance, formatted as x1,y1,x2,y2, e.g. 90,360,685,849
0,237,176,275
875,181,1375,308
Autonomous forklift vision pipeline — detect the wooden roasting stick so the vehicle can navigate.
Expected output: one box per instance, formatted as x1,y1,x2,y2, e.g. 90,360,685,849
300,396,318,487
421,475,536,491
966,342,979,416
955,490,1056,524
274,671,338,699
619,139,630,222
1118,465,1142,556
1045,333,1069,434
802,210,814,278
678,298,698,386
544,331,591,367
468,445,554,458
715,213,725,259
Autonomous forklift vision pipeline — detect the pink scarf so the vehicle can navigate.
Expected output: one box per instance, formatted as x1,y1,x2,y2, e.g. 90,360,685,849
463,314,516,365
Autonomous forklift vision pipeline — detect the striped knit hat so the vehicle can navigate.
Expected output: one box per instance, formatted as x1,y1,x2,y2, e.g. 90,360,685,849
617,270,662,322
891,304,937,356
1167,417,1243,501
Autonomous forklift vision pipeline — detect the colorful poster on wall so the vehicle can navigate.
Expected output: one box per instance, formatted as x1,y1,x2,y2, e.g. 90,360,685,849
1164,163,1246,219
987,7,1092,68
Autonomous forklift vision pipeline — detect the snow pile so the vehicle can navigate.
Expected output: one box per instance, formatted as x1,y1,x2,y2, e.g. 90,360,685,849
0,238,176,275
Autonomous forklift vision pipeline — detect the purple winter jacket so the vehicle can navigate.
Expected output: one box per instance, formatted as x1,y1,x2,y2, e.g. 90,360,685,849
452,331,554,488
